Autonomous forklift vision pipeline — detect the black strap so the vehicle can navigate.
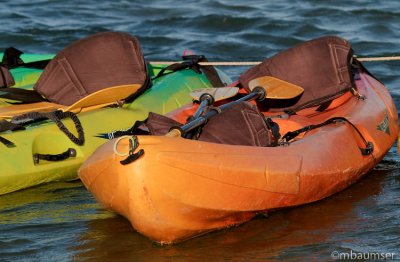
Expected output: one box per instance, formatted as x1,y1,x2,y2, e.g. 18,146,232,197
152,56,205,80
0,135,16,148
352,58,381,83
18,59,50,70
0,48,48,98
0,47,49,102
0,110,84,148
265,118,281,146
281,117,374,156
152,55,225,87
123,62,152,104
0,120,24,149
95,120,149,140
33,148,76,164
284,88,351,116
14,111,85,145
2,47,24,68
281,119,338,142
284,59,366,116
0,119,25,132
194,56,225,87
0,66,8,88
4,110,85,146
0,87,46,103
0,47,50,91
2,47,50,70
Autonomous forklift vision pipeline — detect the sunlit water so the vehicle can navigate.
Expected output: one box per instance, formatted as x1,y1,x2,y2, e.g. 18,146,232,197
0,0,399,261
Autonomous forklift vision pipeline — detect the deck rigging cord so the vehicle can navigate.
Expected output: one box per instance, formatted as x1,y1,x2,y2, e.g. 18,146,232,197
149,56,400,66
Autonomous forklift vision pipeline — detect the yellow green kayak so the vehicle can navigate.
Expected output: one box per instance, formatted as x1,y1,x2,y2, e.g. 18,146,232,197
0,55,231,195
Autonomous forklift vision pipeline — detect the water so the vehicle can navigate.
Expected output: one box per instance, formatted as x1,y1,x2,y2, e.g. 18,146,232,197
1,0,400,261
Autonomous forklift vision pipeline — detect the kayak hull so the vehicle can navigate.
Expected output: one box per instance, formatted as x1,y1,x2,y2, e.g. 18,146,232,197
79,73,398,244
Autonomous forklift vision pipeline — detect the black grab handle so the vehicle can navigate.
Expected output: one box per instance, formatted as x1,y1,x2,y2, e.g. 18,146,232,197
33,148,77,165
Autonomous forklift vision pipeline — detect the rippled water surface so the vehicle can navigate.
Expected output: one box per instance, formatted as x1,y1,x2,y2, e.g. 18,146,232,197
1,0,399,261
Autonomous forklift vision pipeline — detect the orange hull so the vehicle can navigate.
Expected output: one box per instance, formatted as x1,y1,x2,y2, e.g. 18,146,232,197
78,73,398,244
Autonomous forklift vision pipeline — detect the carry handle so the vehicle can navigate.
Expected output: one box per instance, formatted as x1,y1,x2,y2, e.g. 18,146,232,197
33,148,77,165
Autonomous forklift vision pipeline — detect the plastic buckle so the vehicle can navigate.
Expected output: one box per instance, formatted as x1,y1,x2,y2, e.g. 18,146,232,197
361,141,374,155
279,139,290,147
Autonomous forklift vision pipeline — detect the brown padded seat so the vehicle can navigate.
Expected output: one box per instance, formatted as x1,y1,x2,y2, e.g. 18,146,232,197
34,32,149,106
239,36,356,112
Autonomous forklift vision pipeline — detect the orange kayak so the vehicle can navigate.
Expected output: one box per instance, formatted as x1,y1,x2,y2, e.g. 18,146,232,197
78,71,398,244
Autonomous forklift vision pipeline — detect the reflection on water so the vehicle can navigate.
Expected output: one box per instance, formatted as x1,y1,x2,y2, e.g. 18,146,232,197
0,181,114,224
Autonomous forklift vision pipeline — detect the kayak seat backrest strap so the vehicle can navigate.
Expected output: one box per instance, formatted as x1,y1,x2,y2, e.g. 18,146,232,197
1,47,50,71
153,54,226,88
34,31,150,106
0,47,24,88
0,65,15,88
239,35,356,113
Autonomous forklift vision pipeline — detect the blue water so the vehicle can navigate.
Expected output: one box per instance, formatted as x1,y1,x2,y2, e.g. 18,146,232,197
1,0,399,261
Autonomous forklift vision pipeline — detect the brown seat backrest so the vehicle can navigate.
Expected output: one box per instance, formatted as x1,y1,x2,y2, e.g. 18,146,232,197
144,101,275,146
34,32,149,106
239,36,355,112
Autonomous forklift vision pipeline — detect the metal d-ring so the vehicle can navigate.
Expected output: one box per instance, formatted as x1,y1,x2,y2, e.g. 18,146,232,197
113,135,137,157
